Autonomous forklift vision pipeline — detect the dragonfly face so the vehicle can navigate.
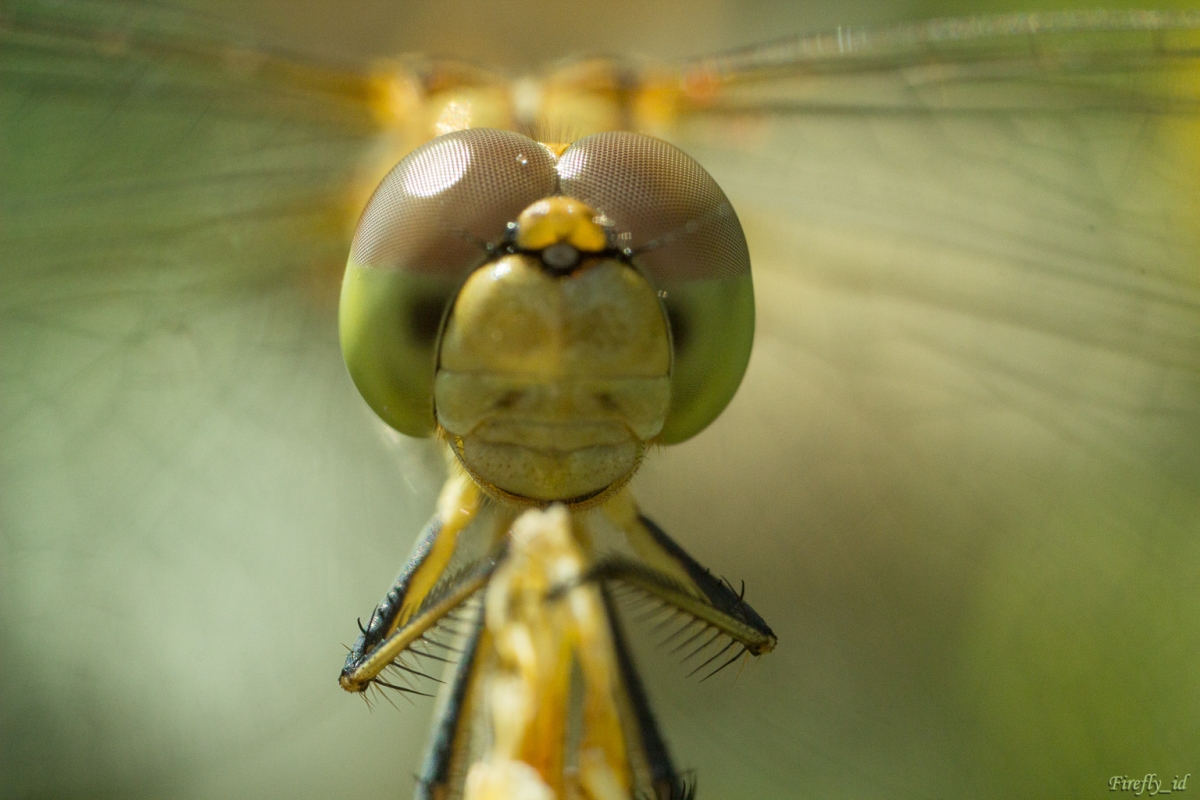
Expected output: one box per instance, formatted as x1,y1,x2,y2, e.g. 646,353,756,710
435,237,672,503
341,126,753,502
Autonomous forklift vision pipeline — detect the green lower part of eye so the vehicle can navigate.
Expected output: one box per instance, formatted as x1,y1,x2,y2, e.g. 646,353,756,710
659,273,755,444
340,261,753,444
339,261,457,437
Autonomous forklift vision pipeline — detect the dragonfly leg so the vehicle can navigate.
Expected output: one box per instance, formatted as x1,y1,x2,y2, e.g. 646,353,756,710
340,469,488,692
596,489,777,658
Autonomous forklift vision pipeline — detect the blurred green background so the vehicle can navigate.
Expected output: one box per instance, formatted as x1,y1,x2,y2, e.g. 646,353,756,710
2,1,1198,798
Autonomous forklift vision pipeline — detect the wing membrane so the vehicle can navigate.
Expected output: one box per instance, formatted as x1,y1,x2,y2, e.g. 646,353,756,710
635,11,1200,799
4,5,1199,799
683,10,1200,108
0,0,380,123
0,3,440,794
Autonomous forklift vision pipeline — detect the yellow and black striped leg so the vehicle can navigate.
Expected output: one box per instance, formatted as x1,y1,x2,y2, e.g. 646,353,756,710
340,470,499,694
596,490,777,679
599,584,696,800
414,604,490,800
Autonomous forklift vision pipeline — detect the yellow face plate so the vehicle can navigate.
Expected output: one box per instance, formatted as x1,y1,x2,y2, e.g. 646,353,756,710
435,248,671,502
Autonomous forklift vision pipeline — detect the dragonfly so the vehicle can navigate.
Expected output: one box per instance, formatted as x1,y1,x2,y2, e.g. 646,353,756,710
3,1,1200,798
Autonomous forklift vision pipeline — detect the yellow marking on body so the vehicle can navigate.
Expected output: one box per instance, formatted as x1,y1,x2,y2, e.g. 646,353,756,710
630,68,682,138
391,470,482,629
463,506,632,800
515,197,607,252
366,62,423,128
602,489,703,599
433,99,473,135
538,61,625,139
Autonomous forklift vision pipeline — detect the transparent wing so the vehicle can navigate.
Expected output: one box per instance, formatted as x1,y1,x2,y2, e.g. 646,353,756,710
635,11,1200,800
0,2,449,797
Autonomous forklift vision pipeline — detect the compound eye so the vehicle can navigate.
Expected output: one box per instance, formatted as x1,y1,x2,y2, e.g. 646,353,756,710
558,132,755,443
351,128,559,278
341,129,558,437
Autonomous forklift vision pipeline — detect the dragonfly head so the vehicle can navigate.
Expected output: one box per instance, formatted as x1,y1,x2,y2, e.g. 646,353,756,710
340,128,755,504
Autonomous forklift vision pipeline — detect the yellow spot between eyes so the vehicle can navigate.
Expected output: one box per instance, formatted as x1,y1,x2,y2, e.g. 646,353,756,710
515,198,608,252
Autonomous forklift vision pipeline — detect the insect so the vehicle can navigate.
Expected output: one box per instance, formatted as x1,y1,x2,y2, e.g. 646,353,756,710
2,2,1199,798
335,118,776,797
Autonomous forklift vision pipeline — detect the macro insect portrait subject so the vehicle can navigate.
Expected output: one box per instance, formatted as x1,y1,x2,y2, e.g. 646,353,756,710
2,1,1199,799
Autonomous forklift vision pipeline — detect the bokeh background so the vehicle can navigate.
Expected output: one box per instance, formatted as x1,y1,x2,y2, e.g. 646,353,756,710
2,0,1198,798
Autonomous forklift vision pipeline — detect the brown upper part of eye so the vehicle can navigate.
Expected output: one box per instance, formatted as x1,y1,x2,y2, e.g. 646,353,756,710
557,131,750,285
350,128,558,279
351,128,747,291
